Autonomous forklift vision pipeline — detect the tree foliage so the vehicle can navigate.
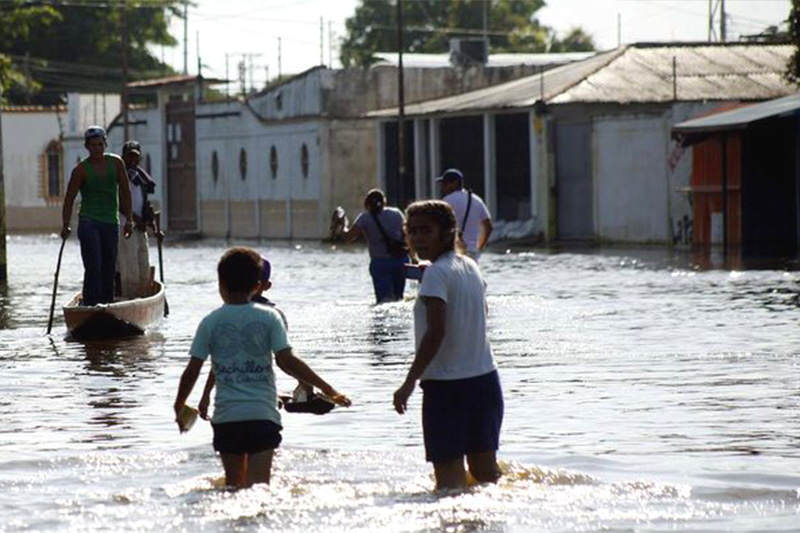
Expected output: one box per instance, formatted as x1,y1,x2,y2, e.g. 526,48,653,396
0,0,183,104
340,0,594,68
787,0,800,85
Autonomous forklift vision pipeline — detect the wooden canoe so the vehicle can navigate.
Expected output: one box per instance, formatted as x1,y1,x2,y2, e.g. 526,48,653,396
63,280,165,340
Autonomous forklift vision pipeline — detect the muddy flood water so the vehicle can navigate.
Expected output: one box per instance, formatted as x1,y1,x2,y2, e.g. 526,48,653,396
1,234,799,532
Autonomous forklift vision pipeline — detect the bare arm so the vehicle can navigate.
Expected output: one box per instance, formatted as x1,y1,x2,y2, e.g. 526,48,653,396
274,347,350,406
61,166,85,239
198,370,215,420
477,218,493,251
393,296,446,414
114,157,133,236
173,357,204,426
341,223,363,243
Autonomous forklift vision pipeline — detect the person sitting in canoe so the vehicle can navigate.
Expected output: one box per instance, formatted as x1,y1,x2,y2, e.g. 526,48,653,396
197,254,320,420
61,126,133,306
173,247,351,489
116,140,162,298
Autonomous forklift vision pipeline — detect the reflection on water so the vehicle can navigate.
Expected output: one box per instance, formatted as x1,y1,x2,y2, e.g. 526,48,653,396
1,236,799,531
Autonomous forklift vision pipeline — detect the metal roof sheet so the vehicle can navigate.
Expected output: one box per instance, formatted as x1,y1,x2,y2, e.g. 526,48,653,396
370,43,795,118
672,92,800,137
370,47,623,117
372,51,595,68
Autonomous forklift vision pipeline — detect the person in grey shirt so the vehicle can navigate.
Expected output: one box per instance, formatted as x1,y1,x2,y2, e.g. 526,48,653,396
341,189,408,303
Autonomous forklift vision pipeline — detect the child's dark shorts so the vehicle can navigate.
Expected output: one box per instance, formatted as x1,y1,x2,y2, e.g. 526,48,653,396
211,420,282,454
420,370,503,463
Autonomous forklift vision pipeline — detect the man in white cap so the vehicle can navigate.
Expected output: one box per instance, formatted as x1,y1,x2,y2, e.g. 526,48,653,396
436,168,493,261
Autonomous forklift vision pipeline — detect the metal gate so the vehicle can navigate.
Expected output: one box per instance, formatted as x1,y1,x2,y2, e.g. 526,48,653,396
555,121,593,239
165,99,197,231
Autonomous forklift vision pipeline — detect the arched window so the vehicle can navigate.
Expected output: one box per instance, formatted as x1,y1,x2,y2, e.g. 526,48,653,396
44,140,62,198
269,146,278,179
211,151,219,183
239,148,247,180
300,143,309,178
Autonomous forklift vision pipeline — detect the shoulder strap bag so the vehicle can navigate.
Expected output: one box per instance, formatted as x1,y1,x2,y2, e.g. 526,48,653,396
370,211,408,258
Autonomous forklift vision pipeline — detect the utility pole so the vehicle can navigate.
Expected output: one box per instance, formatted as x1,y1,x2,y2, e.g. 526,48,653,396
320,17,324,65
396,0,405,199
708,0,713,41
196,30,201,76
248,54,254,93
482,0,488,45
720,0,726,42
121,0,129,141
182,0,188,74
225,53,230,97
328,21,333,67
278,37,282,79
617,13,621,47
0,86,6,283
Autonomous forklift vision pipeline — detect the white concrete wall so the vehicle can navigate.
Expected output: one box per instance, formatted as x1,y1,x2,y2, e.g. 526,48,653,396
248,69,324,120
1,110,62,207
593,102,720,243
66,93,120,136
106,106,165,213
195,102,320,203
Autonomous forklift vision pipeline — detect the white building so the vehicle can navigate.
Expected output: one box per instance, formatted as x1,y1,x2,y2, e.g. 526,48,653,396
2,94,118,231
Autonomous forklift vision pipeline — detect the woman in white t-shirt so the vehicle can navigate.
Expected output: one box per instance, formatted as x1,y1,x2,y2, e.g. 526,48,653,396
393,200,503,490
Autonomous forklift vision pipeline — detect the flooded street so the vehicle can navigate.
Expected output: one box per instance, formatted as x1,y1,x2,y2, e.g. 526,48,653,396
1,234,799,531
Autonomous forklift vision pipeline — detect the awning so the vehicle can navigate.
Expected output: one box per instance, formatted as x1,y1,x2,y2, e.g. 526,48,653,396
672,92,800,145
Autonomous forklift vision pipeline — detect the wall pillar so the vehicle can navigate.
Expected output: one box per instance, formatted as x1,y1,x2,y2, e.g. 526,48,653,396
377,120,386,192
429,118,441,195
413,118,426,200
483,113,496,216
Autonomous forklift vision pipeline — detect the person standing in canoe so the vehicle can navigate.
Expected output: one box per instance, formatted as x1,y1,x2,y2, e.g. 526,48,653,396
117,140,160,298
61,126,133,306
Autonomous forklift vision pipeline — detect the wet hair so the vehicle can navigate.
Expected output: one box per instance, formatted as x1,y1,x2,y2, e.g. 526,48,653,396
405,200,466,255
217,247,262,293
364,189,386,214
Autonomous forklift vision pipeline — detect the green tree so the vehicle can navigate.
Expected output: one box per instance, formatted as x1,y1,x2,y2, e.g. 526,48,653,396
340,0,592,68
0,0,183,104
787,0,800,85
0,1,59,102
549,27,595,53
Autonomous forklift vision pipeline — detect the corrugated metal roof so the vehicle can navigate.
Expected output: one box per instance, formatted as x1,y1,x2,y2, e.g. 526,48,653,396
370,43,795,118
127,74,228,89
372,51,595,68
672,92,800,137
370,47,623,117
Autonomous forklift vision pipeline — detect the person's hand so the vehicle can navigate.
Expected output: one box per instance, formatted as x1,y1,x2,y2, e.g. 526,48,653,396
123,220,133,239
321,386,351,407
60,225,71,240
173,402,184,432
393,378,415,414
198,394,210,420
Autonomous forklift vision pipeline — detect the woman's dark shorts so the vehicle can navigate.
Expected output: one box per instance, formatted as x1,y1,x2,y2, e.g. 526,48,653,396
420,370,503,463
211,420,282,454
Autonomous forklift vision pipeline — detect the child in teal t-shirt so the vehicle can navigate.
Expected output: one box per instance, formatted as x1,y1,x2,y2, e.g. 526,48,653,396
173,247,351,489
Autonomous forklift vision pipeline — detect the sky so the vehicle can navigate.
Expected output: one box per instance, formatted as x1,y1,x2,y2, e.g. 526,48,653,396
157,0,792,92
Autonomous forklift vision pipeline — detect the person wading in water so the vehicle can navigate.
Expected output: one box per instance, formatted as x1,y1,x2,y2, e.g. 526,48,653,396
61,126,133,305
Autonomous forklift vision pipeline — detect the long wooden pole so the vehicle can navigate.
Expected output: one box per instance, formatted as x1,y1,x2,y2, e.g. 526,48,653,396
46,237,67,334
0,86,6,283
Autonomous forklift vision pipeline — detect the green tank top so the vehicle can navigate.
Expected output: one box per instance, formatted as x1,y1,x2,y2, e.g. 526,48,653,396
79,155,119,224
